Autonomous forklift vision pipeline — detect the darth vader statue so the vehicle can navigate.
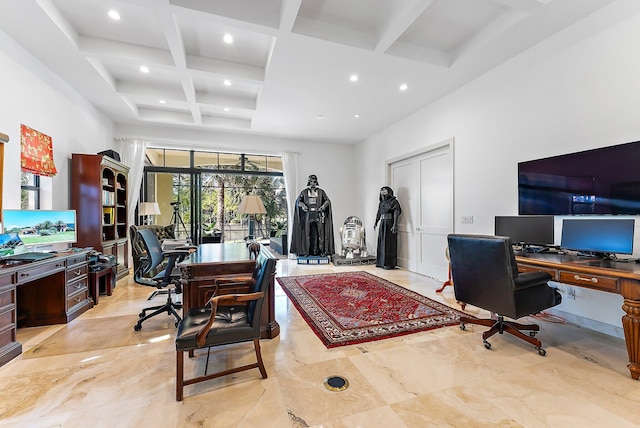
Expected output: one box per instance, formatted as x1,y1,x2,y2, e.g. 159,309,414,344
290,174,335,257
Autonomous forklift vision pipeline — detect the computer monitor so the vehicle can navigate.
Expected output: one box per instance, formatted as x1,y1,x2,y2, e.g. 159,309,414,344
1,209,77,250
494,215,555,248
560,218,635,257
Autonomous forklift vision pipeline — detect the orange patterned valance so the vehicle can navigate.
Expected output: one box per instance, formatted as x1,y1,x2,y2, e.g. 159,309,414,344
20,124,57,177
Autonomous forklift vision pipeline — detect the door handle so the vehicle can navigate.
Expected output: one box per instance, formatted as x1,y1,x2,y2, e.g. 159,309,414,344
416,227,423,231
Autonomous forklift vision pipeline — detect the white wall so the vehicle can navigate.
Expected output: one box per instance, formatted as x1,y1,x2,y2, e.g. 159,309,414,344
356,2,640,335
0,29,114,211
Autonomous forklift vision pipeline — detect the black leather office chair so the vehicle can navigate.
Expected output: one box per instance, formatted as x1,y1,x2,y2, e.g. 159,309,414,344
175,250,276,401
447,234,562,355
132,228,194,331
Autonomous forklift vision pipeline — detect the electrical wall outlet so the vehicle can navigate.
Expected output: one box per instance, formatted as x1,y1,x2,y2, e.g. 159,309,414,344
461,216,474,224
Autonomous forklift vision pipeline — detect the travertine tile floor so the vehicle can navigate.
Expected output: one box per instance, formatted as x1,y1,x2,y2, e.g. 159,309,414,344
1,260,640,427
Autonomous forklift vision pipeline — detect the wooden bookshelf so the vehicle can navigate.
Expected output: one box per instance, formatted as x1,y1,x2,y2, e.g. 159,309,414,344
70,154,130,280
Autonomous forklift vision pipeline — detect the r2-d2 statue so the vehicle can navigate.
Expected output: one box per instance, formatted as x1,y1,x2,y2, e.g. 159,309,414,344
339,216,368,259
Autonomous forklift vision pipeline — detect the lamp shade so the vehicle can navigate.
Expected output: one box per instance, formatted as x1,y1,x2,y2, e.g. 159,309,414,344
238,194,266,215
139,202,161,216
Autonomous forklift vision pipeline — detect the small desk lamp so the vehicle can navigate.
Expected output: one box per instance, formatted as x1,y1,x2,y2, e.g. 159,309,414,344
139,202,161,225
238,194,266,240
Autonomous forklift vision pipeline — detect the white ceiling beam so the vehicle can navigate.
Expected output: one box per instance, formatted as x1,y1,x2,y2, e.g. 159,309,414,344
86,58,116,90
79,36,174,66
196,92,257,110
279,0,302,32
450,9,530,66
294,17,374,51
187,56,265,82
375,0,434,54
36,0,79,47
116,81,186,100
491,0,548,13
156,10,201,125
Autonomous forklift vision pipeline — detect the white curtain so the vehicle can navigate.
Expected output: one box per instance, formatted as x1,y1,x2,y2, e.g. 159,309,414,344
118,138,148,230
282,151,298,257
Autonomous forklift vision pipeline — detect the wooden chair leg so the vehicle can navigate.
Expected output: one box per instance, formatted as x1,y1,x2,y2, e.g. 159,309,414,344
176,351,184,401
254,338,267,379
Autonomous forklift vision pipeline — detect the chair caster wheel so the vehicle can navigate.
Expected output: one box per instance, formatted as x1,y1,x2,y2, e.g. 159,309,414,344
175,321,180,327
529,331,538,337
134,324,142,331
537,347,546,356
483,340,491,349
460,322,466,331
139,312,145,318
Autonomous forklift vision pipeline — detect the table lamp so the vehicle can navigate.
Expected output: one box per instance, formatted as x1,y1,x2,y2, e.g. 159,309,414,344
237,194,266,240
139,202,161,225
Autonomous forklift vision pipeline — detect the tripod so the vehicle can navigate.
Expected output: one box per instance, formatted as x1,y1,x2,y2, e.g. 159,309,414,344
170,202,190,242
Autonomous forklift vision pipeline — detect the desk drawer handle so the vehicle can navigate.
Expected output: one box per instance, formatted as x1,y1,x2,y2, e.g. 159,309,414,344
73,283,82,289
574,274,598,283
73,269,82,276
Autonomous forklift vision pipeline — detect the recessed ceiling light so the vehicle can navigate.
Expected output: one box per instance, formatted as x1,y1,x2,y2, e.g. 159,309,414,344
399,83,408,91
350,74,358,82
159,99,166,104
317,114,324,119
108,10,120,20
139,66,150,73
223,79,231,86
224,108,230,112
223,34,234,44
354,114,360,118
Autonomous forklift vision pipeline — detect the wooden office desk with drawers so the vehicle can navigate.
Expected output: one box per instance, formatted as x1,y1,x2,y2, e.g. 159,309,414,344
0,249,91,367
516,253,640,380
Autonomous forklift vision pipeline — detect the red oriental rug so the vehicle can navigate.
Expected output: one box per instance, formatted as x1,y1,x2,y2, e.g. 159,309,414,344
277,271,469,348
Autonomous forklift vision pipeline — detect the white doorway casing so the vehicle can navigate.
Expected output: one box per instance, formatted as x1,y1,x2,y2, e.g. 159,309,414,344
388,138,454,281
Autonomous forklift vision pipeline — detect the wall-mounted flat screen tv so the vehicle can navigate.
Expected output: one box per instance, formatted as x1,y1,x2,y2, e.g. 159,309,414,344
1,209,77,249
518,141,640,215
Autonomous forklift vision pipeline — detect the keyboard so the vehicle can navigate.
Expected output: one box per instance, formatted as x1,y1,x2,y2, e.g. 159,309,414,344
3,252,56,262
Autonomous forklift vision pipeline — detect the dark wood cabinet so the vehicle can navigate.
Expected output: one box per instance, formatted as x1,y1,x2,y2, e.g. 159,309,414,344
71,154,130,280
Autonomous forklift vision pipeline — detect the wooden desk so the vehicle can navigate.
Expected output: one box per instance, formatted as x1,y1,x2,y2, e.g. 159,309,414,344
0,250,91,367
178,243,280,339
516,253,640,380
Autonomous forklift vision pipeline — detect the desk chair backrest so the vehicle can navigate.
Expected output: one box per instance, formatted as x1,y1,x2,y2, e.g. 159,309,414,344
137,228,165,273
246,250,274,327
447,234,520,318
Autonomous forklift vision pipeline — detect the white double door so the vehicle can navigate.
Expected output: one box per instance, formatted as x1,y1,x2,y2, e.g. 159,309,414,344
389,139,453,281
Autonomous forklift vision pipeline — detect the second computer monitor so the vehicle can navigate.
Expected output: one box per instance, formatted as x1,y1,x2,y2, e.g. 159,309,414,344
494,215,555,247
560,218,635,256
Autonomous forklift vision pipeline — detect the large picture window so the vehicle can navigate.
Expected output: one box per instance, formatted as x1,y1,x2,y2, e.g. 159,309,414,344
142,149,286,244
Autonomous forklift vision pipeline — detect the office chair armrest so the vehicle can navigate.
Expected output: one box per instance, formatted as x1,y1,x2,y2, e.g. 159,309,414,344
175,245,198,251
195,292,265,347
514,271,552,290
163,249,193,257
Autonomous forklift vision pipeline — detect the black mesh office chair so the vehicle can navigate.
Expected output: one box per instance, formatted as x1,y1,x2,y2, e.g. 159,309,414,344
175,250,276,401
447,234,562,355
132,228,195,331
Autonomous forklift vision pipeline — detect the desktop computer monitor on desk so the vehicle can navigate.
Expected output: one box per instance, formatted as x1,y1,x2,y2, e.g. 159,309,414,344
560,218,634,259
494,215,555,252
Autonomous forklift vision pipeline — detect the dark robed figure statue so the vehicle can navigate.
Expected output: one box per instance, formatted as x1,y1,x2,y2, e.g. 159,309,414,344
290,174,335,256
374,186,402,269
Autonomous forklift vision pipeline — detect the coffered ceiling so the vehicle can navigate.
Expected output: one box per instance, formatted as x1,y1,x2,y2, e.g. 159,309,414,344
0,0,615,144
